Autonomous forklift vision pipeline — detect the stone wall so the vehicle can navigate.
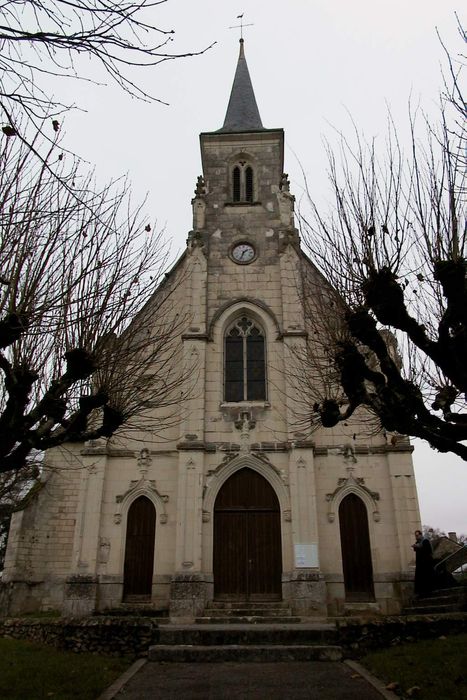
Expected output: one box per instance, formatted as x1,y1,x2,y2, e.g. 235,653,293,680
0,617,160,656
1,613,466,658
337,613,467,657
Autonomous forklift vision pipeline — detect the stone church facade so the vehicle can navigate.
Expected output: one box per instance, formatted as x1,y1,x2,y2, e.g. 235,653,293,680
2,40,421,619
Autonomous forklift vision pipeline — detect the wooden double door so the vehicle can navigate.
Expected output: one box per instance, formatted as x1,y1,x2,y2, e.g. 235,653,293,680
213,468,282,600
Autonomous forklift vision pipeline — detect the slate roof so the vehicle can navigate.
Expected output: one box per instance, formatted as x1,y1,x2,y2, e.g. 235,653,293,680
218,39,265,133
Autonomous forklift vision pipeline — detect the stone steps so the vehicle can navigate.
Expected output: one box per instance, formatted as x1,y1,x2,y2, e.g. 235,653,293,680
195,615,302,624
198,600,299,625
148,643,342,663
149,622,341,663
157,623,338,646
403,603,460,615
402,586,467,615
203,606,293,615
206,600,290,610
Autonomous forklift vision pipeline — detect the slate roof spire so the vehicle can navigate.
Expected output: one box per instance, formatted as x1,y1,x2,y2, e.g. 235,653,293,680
219,39,264,132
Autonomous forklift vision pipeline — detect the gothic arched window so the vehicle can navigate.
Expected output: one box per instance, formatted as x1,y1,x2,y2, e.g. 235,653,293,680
231,162,255,203
225,317,266,402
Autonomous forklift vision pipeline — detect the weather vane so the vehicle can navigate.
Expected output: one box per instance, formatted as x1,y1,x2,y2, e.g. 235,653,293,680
229,13,254,40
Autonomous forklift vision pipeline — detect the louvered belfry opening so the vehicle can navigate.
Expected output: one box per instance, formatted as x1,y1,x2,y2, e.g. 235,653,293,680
245,165,254,202
213,468,282,600
231,163,254,202
123,496,156,600
225,317,266,402
232,165,241,201
338,493,375,601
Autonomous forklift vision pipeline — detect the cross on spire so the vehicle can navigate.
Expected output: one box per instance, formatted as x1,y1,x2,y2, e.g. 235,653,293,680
229,13,254,40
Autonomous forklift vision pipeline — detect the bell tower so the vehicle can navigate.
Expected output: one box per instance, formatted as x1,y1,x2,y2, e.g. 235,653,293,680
190,38,298,269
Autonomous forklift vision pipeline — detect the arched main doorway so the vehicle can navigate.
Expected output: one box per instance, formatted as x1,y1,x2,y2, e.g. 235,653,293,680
213,468,282,600
339,493,375,601
123,496,156,601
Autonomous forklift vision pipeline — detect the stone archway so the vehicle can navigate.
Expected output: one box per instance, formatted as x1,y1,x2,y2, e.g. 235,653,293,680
213,467,282,601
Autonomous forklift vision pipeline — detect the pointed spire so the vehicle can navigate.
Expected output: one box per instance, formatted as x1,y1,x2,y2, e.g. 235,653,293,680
219,39,264,132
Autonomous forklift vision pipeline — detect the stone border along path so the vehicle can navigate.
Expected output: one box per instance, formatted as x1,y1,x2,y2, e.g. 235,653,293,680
97,658,146,700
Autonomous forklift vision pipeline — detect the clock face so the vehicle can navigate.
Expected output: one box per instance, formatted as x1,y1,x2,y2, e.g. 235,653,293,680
231,242,256,263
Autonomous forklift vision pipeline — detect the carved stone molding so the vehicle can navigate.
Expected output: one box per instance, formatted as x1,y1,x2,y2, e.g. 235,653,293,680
326,474,380,523
114,477,169,525
137,448,152,477
202,453,291,521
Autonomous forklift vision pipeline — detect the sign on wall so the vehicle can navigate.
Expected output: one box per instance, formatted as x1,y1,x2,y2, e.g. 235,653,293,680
294,543,319,568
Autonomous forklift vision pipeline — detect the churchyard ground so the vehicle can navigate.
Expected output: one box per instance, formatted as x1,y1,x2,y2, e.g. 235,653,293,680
0,638,132,700
361,633,467,700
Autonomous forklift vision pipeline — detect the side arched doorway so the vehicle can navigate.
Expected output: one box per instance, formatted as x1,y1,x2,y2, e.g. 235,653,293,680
213,468,282,601
339,493,375,601
123,496,156,601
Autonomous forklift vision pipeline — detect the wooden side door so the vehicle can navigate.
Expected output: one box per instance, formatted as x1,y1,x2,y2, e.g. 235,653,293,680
123,496,156,600
339,493,375,601
213,468,282,600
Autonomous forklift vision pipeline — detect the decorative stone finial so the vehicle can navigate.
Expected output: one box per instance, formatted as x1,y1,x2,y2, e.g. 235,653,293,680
280,173,290,192
191,177,207,232
194,175,206,197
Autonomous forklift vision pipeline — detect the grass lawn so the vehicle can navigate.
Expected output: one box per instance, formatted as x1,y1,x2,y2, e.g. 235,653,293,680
0,638,132,700
361,633,467,700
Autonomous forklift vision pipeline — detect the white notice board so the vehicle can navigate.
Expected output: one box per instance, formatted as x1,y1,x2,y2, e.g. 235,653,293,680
294,543,319,568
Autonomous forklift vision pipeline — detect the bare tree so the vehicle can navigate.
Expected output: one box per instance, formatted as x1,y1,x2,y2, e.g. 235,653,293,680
0,131,187,473
299,23,467,460
0,0,213,129
0,462,40,567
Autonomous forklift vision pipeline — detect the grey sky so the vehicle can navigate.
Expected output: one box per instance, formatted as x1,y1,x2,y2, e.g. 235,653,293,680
55,0,465,534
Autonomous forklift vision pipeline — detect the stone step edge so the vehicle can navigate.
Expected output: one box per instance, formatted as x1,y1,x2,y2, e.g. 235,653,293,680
206,601,290,606
404,601,463,609
409,596,465,605
148,644,343,662
402,606,462,615
412,593,463,603
405,602,461,610
194,616,302,624
203,608,293,613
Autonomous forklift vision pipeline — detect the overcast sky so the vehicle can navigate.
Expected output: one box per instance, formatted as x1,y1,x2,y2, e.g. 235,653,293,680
55,0,465,535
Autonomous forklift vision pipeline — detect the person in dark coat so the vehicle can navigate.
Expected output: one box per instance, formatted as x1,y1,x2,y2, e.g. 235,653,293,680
412,529,434,596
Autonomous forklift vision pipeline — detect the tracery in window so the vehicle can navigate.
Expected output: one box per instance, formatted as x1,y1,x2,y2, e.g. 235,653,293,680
225,317,266,402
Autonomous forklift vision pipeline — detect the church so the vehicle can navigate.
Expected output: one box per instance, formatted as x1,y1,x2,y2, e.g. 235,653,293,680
2,39,421,619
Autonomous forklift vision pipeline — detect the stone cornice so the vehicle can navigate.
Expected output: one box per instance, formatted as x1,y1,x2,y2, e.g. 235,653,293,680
314,443,414,456
81,440,411,458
